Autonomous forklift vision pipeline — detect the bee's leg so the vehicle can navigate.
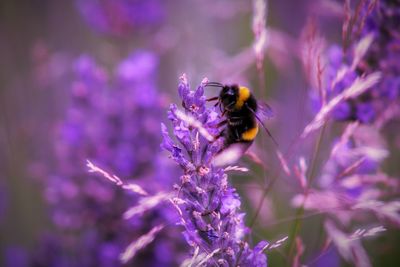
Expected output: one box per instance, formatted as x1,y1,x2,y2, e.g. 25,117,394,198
212,130,225,142
206,96,219,102
224,101,236,111
211,120,229,142
207,119,227,129
234,128,241,141
201,130,225,162
217,119,227,128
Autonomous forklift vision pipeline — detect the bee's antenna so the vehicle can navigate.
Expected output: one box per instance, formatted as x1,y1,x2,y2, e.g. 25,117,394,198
245,103,279,147
205,82,224,88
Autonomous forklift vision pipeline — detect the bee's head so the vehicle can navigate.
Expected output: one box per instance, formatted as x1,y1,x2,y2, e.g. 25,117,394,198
219,85,239,111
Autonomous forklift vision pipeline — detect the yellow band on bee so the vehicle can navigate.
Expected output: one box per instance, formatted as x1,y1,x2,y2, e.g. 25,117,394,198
242,125,259,141
235,86,250,109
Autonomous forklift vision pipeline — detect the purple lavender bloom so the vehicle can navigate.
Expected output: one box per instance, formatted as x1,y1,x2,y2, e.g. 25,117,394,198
355,102,376,123
75,0,165,36
331,101,352,121
293,123,397,266
161,75,268,266
318,1,400,124
380,76,400,100
314,247,340,267
313,44,368,123
351,0,400,123
33,51,183,267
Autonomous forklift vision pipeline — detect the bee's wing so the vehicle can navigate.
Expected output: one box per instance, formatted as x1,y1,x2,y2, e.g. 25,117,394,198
257,101,274,121
212,143,251,166
246,101,279,147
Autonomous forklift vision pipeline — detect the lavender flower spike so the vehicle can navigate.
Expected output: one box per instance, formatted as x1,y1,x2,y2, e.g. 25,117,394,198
162,74,268,266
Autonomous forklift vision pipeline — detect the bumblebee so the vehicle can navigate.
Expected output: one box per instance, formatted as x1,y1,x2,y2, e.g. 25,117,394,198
206,82,277,165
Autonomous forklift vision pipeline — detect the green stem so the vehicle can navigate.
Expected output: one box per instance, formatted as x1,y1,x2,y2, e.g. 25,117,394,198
287,123,327,263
